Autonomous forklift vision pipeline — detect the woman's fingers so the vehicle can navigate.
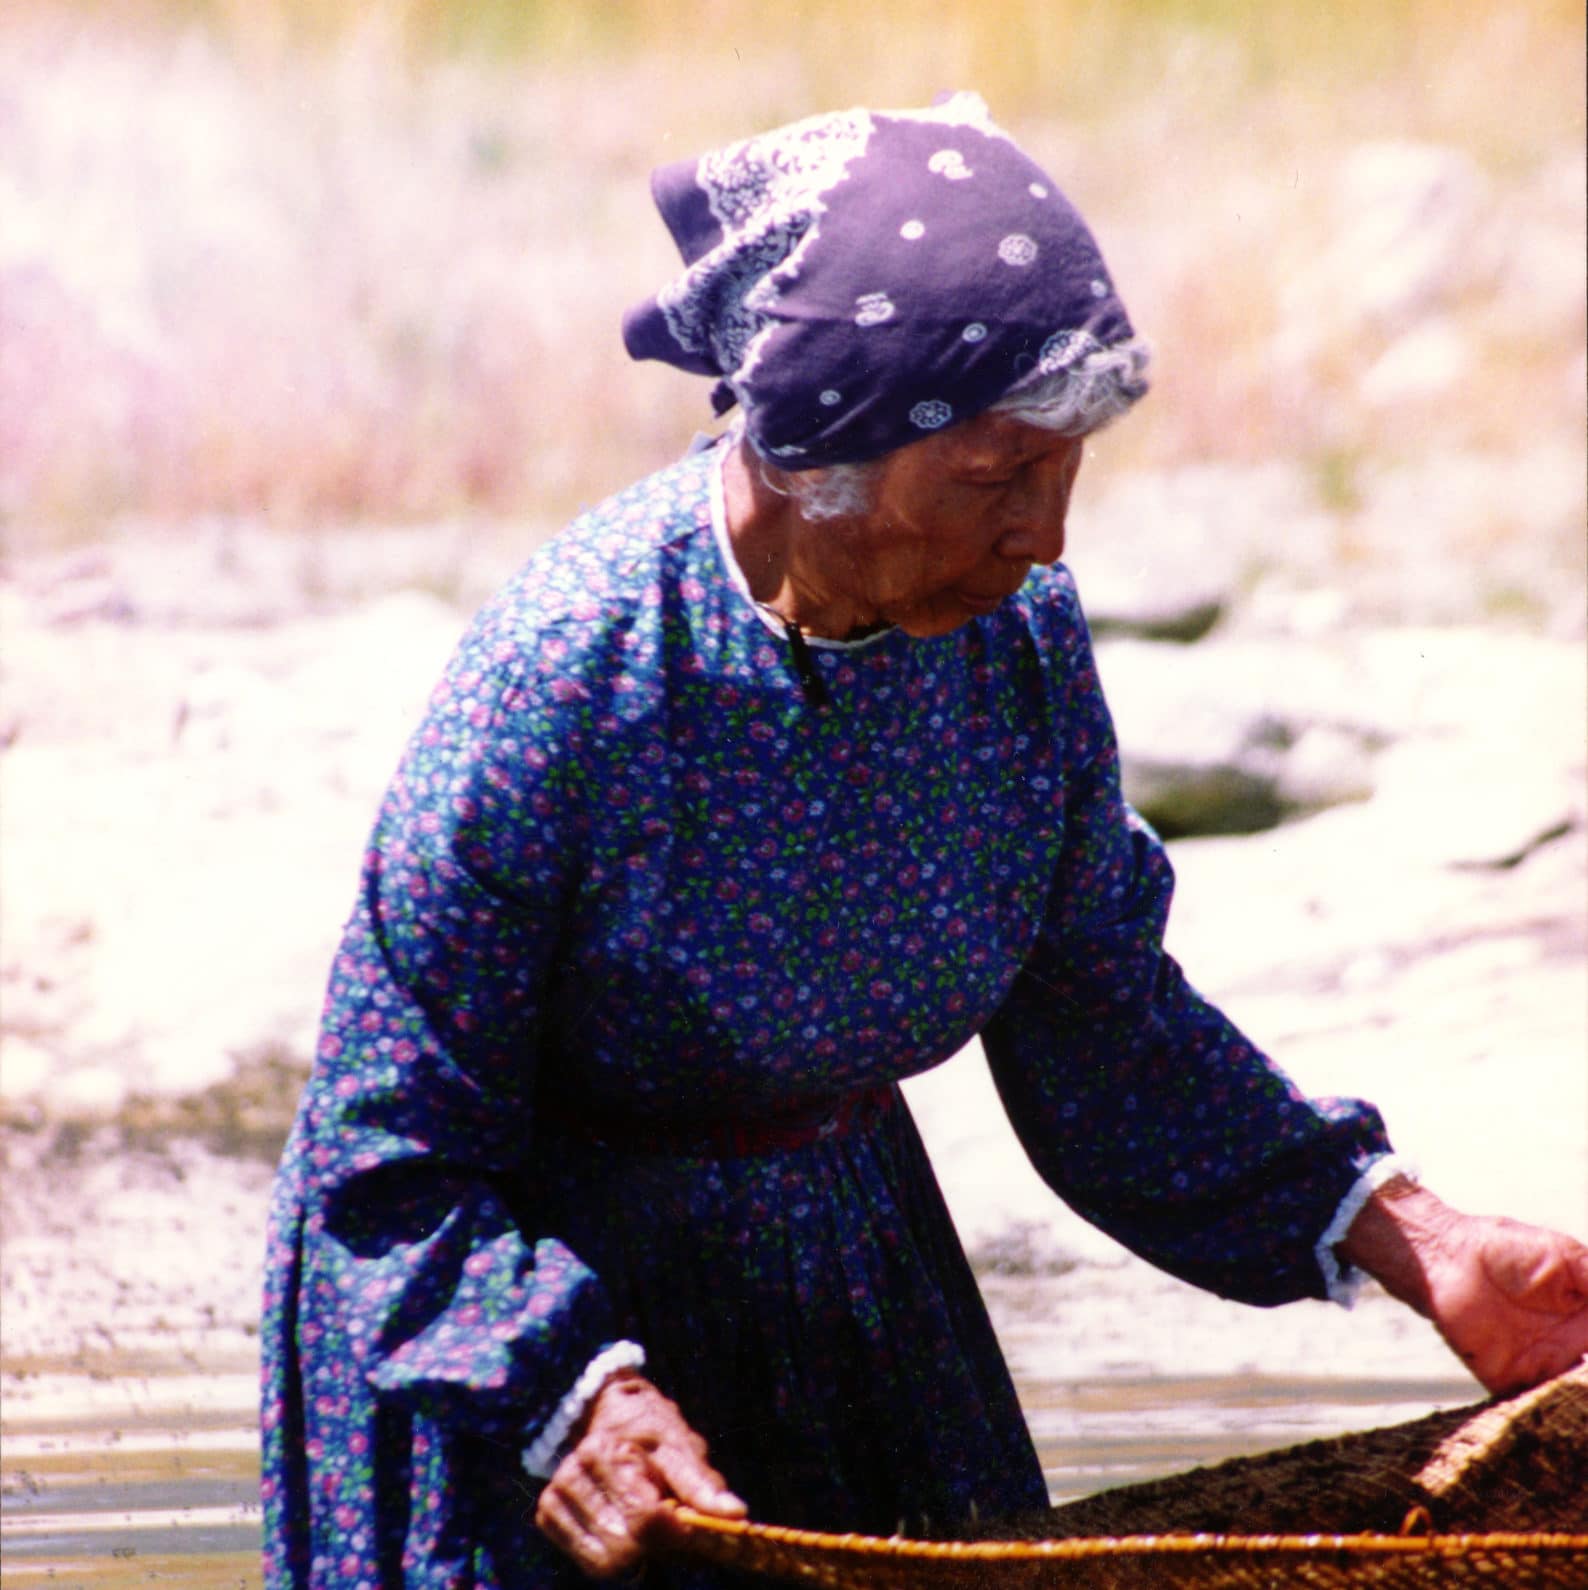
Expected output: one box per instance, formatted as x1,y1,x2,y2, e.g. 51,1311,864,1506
645,1437,747,1522
536,1372,746,1573
536,1452,658,1579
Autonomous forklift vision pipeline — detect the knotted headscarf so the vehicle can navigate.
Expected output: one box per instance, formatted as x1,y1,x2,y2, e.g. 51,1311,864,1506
622,93,1138,470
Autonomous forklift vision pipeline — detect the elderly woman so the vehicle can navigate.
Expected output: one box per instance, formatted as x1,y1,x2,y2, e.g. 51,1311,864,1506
260,97,1588,1588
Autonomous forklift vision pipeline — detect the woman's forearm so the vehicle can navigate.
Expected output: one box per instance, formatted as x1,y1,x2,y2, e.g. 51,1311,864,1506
1334,1174,1456,1317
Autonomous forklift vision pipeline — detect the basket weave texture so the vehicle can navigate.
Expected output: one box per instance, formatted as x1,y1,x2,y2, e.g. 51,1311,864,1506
663,1365,1588,1587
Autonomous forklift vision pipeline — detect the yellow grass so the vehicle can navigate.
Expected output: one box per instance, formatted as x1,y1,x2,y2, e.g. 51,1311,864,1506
2,0,1583,616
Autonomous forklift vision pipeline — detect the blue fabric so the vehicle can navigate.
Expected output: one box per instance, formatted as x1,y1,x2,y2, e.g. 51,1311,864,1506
261,442,1392,1587
622,94,1137,468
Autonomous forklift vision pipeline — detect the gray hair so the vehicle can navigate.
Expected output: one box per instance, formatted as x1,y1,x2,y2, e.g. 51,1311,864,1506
774,335,1151,522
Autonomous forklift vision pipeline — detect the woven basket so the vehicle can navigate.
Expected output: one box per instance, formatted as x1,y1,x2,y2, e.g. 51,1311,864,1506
666,1510,1588,1588
662,1365,1588,1587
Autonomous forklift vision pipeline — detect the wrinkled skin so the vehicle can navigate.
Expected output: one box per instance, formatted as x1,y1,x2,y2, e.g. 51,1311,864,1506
1336,1179,1588,1397
724,416,1087,641
534,1371,745,1580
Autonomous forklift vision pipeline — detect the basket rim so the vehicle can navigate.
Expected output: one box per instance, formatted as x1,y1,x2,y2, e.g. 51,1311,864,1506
665,1504,1588,1564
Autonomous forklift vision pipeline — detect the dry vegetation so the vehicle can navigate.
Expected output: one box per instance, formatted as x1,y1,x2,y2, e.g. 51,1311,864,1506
1,0,1583,618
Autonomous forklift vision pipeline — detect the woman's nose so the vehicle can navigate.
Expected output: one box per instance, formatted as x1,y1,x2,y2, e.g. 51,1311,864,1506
994,445,1081,565
995,509,1066,566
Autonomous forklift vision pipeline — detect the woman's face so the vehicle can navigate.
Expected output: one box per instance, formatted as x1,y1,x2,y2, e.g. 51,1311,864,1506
827,413,1087,638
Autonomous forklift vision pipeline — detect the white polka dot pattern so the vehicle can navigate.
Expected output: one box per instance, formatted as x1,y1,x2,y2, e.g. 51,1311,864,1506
998,233,1039,267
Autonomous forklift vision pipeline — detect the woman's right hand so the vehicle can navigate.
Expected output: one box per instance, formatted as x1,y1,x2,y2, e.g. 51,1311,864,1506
534,1370,747,1579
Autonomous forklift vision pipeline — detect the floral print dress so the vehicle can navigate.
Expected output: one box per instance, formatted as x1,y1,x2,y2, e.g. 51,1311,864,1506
260,442,1392,1587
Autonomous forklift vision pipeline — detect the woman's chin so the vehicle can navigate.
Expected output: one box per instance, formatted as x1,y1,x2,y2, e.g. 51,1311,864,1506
895,595,1005,638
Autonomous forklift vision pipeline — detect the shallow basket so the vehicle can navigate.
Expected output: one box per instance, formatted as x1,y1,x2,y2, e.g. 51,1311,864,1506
663,1364,1588,1587
666,1512,1588,1588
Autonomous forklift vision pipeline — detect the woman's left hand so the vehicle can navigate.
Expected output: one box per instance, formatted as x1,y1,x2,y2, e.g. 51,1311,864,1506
1338,1179,1588,1395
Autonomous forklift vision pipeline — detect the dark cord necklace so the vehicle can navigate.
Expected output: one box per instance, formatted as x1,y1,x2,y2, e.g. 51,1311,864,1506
776,615,832,708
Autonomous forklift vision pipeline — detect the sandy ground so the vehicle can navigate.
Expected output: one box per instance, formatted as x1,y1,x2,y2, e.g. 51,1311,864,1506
0,532,1583,1590
1,528,1584,1421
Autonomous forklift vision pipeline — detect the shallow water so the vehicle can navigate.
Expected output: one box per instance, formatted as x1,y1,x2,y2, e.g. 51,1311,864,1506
1,1364,262,1586
1,1293,1474,1587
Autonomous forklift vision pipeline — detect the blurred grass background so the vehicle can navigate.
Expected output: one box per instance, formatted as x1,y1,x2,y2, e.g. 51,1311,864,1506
2,0,1583,618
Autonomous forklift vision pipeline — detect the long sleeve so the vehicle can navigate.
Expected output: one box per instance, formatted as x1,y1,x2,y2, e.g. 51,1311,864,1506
981,600,1393,1306
290,616,621,1449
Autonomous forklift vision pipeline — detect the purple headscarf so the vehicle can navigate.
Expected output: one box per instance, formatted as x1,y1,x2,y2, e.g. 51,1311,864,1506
622,93,1138,470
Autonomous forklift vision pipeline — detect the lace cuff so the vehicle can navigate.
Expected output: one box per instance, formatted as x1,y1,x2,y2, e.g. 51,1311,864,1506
521,1339,647,1480
1315,1155,1418,1308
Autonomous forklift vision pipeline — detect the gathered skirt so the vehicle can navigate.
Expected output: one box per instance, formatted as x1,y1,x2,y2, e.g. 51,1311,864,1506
261,1085,1046,1587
